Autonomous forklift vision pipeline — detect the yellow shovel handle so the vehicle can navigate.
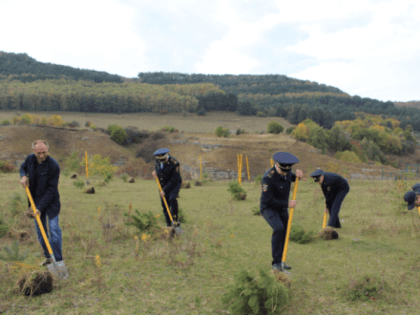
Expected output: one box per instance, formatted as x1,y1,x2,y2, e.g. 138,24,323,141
25,186,54,256
155,177,174,224
322,212,327,229
282,177,299,264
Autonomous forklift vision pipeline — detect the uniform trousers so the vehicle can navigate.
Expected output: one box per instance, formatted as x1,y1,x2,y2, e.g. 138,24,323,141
328,186,349,228
160,184,181,226
261,207,289,265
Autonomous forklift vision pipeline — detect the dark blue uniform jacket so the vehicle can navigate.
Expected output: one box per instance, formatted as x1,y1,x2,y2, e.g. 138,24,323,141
20,154,61,218
260,167,296,210
321,172,349,210
155,156,182,194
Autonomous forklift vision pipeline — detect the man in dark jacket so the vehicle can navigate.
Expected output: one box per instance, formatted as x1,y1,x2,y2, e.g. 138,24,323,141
260,152,303,272
20,140,63,266
403,183,420,210
152,148,182,227
310,169,349,228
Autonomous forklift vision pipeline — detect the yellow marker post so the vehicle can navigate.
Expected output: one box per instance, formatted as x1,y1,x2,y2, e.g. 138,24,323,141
281,177,299,270
271,159,274,167
239,154,243,186
322,212,327,228
418,206,420,217
246,156,250,181
85,151,90,185
199,156,203,181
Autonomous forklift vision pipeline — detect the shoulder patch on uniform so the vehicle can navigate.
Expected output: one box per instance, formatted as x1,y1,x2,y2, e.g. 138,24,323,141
262,184,268,192
176,166,179,173
268,170,275,178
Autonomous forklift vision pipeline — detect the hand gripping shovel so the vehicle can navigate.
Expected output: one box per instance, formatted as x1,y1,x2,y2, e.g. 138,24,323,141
155,177,182,236
281,177,299,271
25,186,69,279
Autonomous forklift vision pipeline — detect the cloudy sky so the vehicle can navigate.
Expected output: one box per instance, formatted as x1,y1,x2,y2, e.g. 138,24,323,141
1,0,419,102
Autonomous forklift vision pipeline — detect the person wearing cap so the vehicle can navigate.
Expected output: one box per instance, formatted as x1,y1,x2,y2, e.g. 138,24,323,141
403,183,420,210
260,152,303,272
19,140,64,267
152,148,182,227
310,169,349,228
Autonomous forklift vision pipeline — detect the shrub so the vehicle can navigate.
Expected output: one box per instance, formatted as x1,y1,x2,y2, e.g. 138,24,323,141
107,125,128,145
197,108,206,116
124,210,159,232
227,181,247,200
125,126,149,144
0,216,9,238
85,121,92,127
335,150,363,163
90,124,97,130
267,121,284,134
343,274,390,302
178,207,187,223
254,174,263,185
68,120,80,128
8,193,25,217
222,268,289,315
39,116,47,125
73,179,85,189
46,115,64,127
251,206,261,216
1,119,11,126
215,126,229,137
161,126,175,133
289,225,316,244
256,111,266,117
286,126,295,134
20,113,33,125
0,160,15,173
236,128,246,135
0,241,28,261
11,116,21,125
294,123,310,141
64,151,81,173
121,173,129,182
159,110,169,115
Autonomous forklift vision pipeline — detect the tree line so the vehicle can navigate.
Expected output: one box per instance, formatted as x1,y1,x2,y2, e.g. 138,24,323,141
0,52,123,83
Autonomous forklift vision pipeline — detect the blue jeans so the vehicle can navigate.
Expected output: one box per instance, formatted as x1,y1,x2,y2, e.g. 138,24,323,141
261,207,289,265
34,213,63,261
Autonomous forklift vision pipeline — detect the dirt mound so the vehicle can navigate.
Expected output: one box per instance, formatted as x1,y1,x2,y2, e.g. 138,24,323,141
18,271,53,296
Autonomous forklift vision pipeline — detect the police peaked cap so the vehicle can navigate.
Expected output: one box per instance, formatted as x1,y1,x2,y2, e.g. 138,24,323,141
153,148,170,156
310,169,324,178
404,191,417,210
272,152,299,169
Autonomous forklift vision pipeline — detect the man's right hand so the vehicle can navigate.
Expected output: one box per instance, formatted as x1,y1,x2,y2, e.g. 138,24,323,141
20,176,28,188
289,200,297,208
152,171,157,179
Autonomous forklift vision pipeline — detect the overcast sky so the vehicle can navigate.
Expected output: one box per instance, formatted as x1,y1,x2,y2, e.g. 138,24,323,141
1,0,419,102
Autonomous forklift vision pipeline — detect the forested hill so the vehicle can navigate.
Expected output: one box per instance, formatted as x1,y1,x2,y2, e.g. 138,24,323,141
137,72,345,95
0,52,123,83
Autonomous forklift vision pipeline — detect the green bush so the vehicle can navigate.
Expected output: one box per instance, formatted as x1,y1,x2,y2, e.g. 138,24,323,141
222,268,289,315
251,206,261,216
8,193,25,216
0,216,9,238
0,241,28,261
1,119,10,126
236,128,246,135
124,210,159,232
177,207,187,223
254,174,263,185
227,181,247,200
0,160,15,173
64,151,81,173
286,126,295,134
344,274,390,302
267,121,284,134
68,120,80,128
197,108,206,116
108,124,128,145
161,126,175,133
73,179,85,189
289,225,316,244
335,150,363,163
121,173,129,182
215,126,229,137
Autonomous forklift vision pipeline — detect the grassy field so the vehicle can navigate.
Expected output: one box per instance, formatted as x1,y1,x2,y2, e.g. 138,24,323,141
0,110,293,134
1,172,420,314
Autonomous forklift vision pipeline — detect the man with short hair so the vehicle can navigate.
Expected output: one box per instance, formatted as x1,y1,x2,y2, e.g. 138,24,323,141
260,152,303,272
310,169,349,228
152,148,182,227
20,140,64,268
